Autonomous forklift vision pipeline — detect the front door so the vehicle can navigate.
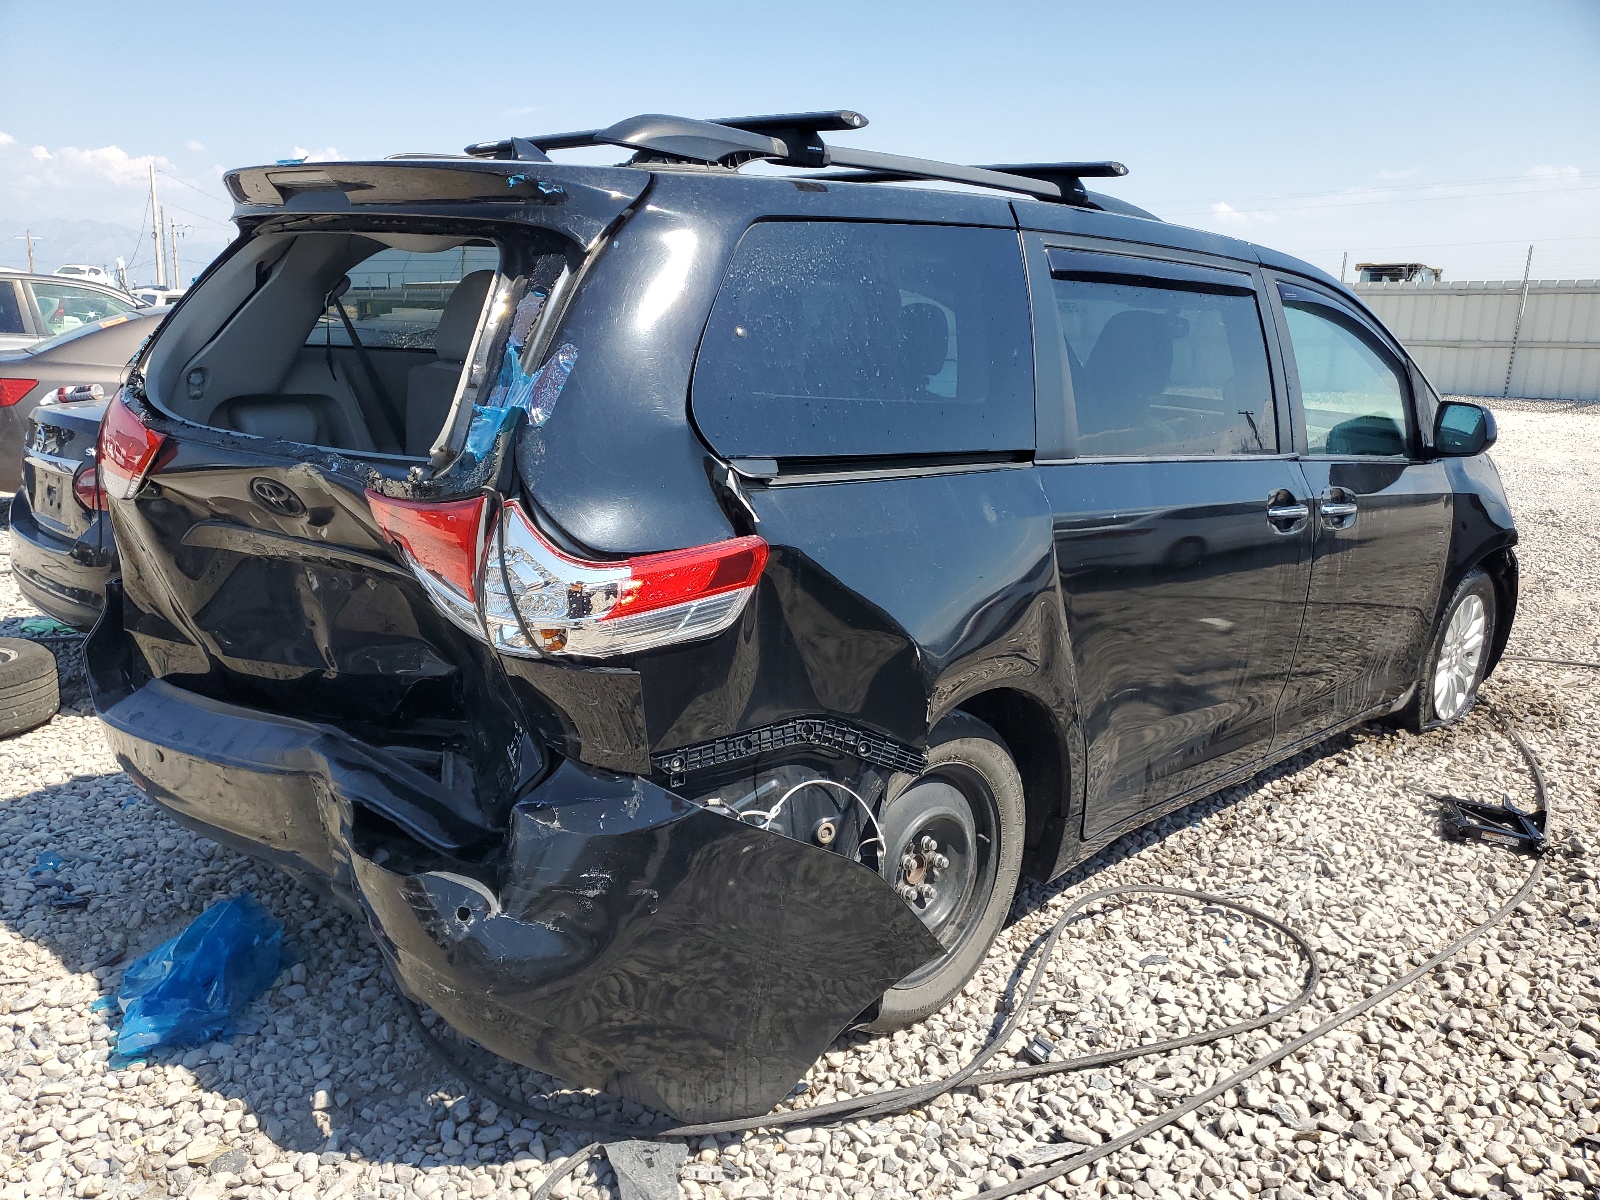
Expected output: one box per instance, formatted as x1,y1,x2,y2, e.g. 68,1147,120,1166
1267,280,1452,751
1030,243,1315,842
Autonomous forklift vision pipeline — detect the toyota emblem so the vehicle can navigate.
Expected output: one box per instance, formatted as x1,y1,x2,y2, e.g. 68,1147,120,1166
250,477,307,517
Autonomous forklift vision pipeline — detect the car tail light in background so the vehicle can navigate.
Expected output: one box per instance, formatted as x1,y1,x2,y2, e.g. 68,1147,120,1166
98,393,168,501
367,491,767,657
72,464,107,512
0,379,38,407
40,383,104,407
483,501,767,657
366,492,489,636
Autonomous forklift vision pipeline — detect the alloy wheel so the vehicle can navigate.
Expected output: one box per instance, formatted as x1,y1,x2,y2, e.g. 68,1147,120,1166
1432,593,1487,721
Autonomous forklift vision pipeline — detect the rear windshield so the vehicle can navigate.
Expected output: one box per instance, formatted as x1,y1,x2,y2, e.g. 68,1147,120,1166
142,231,568,459
691,221,1034,460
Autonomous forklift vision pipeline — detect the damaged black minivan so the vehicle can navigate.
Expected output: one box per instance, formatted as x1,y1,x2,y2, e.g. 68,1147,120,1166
88,112,1517,1122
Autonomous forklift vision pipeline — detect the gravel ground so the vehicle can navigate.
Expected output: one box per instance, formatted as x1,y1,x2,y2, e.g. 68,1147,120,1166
1,398,1597,1200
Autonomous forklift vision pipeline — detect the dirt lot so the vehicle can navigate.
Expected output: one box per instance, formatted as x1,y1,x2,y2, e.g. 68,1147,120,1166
0,399,1596,1200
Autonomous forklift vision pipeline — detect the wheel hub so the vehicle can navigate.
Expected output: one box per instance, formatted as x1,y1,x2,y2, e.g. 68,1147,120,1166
896,833,952,904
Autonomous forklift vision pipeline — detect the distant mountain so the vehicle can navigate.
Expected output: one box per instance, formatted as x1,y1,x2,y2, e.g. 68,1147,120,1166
0,217,230,286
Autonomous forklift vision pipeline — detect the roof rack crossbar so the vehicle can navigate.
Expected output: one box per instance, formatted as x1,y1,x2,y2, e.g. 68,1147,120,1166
462,111,1127,205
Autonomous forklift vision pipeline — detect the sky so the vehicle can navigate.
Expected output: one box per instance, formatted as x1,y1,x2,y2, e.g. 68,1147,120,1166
1,0,1597,285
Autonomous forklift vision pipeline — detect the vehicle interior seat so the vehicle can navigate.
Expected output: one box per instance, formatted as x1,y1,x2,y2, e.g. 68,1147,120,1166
897,302,950,397
1325,413,1406,456
1075,309,1185,454
405,270,495,457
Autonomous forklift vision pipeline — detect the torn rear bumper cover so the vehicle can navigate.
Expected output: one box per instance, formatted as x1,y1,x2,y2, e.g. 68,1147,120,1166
86,599,940,1122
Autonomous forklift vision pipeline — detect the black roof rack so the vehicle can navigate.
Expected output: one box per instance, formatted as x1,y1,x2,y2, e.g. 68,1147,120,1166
462,111,1128,207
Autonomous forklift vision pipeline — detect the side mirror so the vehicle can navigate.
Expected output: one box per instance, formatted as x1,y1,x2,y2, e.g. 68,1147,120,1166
1434,401,1496,457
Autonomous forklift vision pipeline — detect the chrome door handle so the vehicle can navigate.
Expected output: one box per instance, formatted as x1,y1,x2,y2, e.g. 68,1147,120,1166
1266,493,1310,533
1319,488,1358,529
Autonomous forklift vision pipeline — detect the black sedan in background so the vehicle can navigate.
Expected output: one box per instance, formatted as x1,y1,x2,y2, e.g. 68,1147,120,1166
3,310,168,627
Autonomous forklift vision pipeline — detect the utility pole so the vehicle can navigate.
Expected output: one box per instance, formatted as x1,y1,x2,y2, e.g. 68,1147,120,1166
169,219,190,287
1502,245,1534,400
13,231,41,272
148,163,165,289
1340,251,1348,284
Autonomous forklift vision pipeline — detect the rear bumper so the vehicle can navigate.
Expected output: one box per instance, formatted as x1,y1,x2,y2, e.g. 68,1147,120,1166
9,490,115,629
87,584,939,1121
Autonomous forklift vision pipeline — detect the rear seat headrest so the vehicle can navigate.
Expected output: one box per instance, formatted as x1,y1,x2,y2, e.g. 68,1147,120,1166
433,270,495,363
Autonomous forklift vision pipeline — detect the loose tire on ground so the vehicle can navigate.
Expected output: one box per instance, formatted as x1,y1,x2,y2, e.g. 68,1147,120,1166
868,710,1025,1031
1399,568,1497,733
0,638,60,737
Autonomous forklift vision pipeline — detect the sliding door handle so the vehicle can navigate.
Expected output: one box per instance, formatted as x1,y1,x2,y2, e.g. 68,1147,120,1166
1319,488,1358,529
1266,492,1310,532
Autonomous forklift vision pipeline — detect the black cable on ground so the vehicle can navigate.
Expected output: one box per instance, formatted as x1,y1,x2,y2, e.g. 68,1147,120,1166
399,699,1551,1200
1503,652,1600,670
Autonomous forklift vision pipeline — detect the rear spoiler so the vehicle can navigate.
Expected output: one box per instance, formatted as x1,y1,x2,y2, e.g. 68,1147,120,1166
223,161,649,251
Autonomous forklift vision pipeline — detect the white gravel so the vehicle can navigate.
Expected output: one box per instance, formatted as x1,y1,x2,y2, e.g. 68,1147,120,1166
1,397,1597,1200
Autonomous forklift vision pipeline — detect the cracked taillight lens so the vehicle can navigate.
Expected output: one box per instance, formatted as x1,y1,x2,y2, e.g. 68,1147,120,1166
368,491,767,658
483,500,766,658
366,492,489,637
99,393,167,501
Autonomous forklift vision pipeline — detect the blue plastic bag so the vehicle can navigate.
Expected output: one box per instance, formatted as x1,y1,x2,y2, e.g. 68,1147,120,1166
114,894,283,1059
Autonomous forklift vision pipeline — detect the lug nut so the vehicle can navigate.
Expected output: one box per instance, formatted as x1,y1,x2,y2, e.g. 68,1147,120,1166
919,835,938,853
919,884,937,902
901,854,918,873
897,883,919,902
931,853,949,869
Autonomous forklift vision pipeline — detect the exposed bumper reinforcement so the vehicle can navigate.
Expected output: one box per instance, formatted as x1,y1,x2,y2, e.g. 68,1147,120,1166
88,584,942,1121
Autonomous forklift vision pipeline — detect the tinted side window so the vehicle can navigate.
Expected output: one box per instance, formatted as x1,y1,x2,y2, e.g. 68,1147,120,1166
0,283,24,335
1279,290,1409,456
1053,276,1276,457
26,283,135,337
691,221,1033,459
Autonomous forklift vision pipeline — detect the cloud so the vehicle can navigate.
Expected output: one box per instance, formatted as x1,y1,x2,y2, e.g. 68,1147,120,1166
1527,164,1581,180
503,105,541,119
0,137,225,232
0,133,13,146
185,139,205,152
1377,167,1420,181
290,145,341,163
1210,201,1278,227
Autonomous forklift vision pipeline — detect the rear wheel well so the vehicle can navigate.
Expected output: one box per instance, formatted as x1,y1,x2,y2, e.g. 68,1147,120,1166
954,689,1069,883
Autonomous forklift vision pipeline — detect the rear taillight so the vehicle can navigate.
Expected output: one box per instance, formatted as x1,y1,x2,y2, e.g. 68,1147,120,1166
366,491,767,658
72,464,107,512
483,501,767,657
98,393,168,501
0,379,38,407
365,492,489,636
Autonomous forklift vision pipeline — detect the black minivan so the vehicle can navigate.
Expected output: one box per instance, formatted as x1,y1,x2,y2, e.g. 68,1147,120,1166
87,112,1516,1122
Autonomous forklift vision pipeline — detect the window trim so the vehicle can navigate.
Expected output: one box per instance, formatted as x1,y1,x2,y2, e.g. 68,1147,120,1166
1029,234,1292,463
1265,272,1418,461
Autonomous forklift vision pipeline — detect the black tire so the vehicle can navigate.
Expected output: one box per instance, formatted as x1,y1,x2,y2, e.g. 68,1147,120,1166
0,638,58,737
867,711,1024,1031
1400,569,1496,733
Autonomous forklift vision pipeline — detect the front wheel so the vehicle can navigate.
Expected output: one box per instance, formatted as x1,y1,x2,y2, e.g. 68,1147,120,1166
1401,568,1497,731
867,711,1024,1031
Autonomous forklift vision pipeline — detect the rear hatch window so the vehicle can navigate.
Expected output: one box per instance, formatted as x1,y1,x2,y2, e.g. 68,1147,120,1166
140,230,568,460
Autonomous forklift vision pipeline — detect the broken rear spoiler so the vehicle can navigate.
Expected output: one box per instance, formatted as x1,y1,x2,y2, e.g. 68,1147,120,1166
222,161,649,251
